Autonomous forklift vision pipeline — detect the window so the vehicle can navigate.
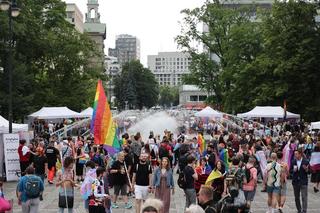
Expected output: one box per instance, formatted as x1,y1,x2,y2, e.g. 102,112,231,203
177,58,179,61
199,96,207,101
156,58,161,61
190,96,198,102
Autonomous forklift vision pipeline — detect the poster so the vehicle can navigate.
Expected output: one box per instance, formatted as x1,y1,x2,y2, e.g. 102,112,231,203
3,133,20,181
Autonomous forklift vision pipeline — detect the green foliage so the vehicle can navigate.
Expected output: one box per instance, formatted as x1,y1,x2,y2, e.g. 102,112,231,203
114,60,159,110
0,0,104,122
177,0,320,120
158,86,179,107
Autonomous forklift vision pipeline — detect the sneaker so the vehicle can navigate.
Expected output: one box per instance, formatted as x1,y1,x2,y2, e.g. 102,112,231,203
111,203,119,208
124,203,132,209
314,187,319,193
48,181,54,184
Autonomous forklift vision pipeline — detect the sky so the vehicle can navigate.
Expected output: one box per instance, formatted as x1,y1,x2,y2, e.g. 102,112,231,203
64,0,206,66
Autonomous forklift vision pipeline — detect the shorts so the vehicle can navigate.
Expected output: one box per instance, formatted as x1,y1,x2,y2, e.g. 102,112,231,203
244,189,256,201
134,185,149,200
279,183,287,196
267,186,280,194
114,184,127,196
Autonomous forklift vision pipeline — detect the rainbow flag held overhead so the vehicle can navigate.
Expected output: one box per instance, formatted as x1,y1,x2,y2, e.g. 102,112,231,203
91,80,120,155
198,133,206,155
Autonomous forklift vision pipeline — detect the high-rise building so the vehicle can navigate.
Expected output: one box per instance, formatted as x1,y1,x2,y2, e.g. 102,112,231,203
65,3,84,33
148,52,191,86
105,56,120,100
108,34,140,65
83,0,106,69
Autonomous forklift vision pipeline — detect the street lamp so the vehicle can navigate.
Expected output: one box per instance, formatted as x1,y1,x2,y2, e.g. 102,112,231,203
0,0,20,133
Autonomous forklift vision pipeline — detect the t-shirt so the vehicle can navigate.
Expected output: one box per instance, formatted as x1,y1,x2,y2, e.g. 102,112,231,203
45,146,59,167
184,165,195,189
33,155,47,175
111,160,127,185
133,162,152,186
266,161,281,188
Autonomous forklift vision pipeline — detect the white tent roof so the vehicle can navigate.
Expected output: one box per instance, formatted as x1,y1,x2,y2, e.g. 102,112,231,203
311,121,320,130
29,107,81,119
195,106,222,118
79,107,93,118
0,115,28,133
237,106,300,119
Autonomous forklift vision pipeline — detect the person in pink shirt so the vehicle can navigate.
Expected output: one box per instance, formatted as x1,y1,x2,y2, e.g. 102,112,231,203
243,157,258,212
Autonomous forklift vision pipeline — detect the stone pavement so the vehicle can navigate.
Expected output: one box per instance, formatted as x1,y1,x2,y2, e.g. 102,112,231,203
3,174,320,213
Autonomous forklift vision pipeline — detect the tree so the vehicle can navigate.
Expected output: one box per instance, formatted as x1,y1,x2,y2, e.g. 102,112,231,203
176,1,255,108
158,86,179,107
114,60,159,110
0,0,104,121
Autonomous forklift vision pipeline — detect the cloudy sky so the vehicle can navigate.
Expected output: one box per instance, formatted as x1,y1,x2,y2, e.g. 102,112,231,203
64,0,205,66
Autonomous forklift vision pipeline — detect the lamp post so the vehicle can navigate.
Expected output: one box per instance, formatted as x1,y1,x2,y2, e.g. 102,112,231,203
0,0,20,133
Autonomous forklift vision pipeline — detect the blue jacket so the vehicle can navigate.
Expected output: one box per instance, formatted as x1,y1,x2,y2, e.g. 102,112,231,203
290,158,309,186
152,168,174,188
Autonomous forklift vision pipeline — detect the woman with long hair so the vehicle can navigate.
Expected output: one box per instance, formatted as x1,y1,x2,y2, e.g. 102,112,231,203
194,157,212,194
152,157,174,213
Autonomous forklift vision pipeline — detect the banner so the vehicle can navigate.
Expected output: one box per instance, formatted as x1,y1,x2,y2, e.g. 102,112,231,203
3,133,20,181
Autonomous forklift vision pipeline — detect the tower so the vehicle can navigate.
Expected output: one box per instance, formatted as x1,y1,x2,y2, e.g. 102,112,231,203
85,0,101,23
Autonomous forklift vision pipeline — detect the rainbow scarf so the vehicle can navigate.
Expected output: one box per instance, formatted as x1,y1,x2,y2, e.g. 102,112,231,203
91,80,120,155
219,148,229,171
198,133,206,155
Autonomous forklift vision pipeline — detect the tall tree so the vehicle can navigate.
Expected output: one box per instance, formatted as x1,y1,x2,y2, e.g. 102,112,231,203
0,0,104,121
114,60,159,110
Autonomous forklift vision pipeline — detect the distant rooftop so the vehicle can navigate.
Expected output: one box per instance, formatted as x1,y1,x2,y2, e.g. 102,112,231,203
180,85,203,92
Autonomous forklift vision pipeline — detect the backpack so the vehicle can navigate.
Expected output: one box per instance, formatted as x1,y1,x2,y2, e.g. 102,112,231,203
244,166,253,183
136,162,151,173
159,146,169,159
177,172,187,189
25,176,41,199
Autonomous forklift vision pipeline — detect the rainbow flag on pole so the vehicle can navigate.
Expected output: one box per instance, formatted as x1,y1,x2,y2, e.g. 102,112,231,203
91,80,120,155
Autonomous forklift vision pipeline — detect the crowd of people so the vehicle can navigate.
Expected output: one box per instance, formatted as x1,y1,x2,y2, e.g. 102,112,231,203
0,117,319,213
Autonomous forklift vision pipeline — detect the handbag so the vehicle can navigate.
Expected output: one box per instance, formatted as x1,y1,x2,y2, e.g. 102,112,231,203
0,197,11,212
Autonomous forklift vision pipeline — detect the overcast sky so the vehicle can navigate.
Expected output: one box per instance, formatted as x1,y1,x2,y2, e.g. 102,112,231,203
64,0,205,66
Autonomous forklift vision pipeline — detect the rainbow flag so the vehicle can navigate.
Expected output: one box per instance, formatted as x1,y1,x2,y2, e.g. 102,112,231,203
205,170,223,185
91,80,120,155
198,133,206,155
219,148,229,171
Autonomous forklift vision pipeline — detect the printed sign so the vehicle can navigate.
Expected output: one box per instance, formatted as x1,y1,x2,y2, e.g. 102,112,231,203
3,133,20,181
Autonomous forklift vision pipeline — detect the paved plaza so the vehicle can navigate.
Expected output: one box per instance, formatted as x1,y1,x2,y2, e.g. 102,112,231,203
3,173,320,213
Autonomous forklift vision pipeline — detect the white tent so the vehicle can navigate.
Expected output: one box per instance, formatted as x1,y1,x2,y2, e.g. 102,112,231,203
237,106,300,119
79,107,93,118
0,115,28,133
29,107,81,119
311,121,320,130
195,106,222,118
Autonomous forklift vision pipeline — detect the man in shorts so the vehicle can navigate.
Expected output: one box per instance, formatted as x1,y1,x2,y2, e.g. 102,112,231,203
266,153,282,213
243,157,258,212
132,153,153,213
110,152,132,209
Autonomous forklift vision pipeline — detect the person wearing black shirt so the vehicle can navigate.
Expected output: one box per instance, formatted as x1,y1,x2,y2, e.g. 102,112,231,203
198,185,216,213
183,155,198,208
110,152,132,209
45,141,59,184
132,153,153,213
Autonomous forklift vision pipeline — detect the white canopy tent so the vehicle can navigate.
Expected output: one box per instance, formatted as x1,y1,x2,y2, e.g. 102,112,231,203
79,107,93,118
0,115,28,133
29,107,81,119
195,106,222,118
237,106,300,119
311,121,320,130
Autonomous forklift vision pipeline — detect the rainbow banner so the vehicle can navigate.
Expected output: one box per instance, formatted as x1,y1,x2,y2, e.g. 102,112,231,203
198,133,206,155
91,80,120,155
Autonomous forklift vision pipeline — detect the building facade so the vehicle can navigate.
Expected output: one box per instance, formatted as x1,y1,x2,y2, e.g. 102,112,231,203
148,52,192,86
66,3,84,33
179,85,208,109
105,56,120,100
83,0,106,69
108,34,140,65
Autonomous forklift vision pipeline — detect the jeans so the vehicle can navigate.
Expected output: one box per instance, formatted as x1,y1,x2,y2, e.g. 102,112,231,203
21,198,40,213
184,188,197,208
59,208,73,213
293,184,308,213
